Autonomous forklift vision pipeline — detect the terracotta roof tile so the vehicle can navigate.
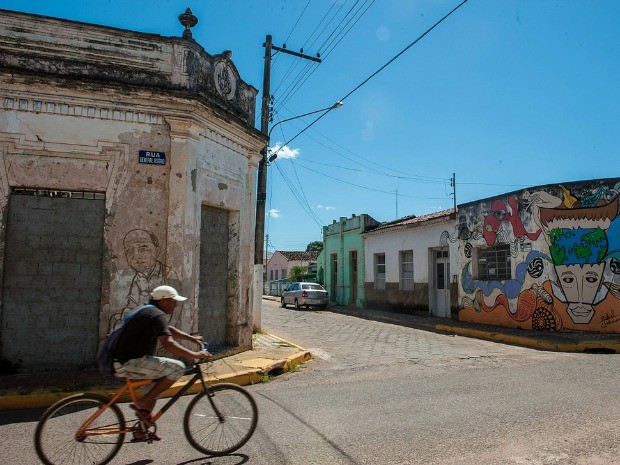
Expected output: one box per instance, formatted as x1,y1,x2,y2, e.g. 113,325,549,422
278,250,320,261
365,208,455,234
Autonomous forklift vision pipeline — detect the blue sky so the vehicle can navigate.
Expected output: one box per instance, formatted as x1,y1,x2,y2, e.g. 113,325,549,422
3,1,619,255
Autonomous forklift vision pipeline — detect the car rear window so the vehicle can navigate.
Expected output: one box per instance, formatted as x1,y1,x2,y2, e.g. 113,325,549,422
303,284,323,290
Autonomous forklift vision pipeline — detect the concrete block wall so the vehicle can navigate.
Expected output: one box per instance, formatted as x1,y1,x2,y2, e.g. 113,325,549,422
2,194,104,367
198,205,230,347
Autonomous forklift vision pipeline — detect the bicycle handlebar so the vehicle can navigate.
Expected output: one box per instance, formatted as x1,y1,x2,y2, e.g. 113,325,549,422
193,339,211,364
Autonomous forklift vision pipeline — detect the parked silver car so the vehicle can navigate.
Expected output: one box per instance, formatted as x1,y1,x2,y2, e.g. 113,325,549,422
280,282,329,309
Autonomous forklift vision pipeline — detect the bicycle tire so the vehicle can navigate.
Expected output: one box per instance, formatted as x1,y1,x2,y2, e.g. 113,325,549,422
183,382,258,456
34,393,125,465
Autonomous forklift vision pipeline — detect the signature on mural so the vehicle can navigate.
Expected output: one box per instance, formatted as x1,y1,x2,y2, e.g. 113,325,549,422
460,182,620,333
108,229,183,331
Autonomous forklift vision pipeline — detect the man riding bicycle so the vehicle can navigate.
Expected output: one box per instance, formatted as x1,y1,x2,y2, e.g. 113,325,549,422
113,285,210,425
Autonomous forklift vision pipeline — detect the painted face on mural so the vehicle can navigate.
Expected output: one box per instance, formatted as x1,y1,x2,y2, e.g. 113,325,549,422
124,229,159,274
555,262,605,324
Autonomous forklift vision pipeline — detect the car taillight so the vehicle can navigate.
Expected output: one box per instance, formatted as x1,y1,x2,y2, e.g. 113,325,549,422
326,292,329,297
301,290,308,297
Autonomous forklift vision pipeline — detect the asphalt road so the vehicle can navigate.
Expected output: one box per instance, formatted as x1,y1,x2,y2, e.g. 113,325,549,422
1,300,619,464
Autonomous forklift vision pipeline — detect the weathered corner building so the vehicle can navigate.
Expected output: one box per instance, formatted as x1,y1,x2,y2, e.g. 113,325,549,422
0,9,266,368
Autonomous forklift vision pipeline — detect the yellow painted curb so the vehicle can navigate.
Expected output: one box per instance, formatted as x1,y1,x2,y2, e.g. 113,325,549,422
435,324,620,353
575,340,620,352
0,342,313,411
267,333,309,352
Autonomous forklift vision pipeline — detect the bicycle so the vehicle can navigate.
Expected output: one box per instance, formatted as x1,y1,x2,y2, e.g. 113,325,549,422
34,345,259,465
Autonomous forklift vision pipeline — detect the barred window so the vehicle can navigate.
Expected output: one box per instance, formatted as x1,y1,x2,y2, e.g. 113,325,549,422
477,244,511,280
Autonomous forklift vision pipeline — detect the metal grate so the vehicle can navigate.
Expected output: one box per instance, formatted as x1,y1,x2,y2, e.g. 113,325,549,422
477,244,511,280
11,188,105,199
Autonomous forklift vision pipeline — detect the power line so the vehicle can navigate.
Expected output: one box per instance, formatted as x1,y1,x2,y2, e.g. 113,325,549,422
319,0,375,60
272,162,325,228
293,162,449,200
291,157,447,184
277,112,532,189
274,0,375,112
278,114,446,182
272,0,470,175
339,0,469,103
283,0,311,46
272,0,375,114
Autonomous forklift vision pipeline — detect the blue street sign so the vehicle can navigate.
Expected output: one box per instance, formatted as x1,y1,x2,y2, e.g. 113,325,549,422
138,150,166,165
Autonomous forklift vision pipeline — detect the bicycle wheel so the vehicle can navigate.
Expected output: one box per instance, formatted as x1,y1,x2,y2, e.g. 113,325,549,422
184,383,258,456
35,393,125,465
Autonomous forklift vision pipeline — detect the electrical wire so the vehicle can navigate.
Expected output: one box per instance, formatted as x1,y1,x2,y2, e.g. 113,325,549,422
279,114,447,182
272,0,375,114
266,0,470,230
272,162,325,228
291,157,446,184
283,0,311,47
291,162,449,200
339,0,469,104
270,0,471,185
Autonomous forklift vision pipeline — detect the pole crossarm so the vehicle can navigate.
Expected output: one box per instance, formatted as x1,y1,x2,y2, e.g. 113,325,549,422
271,44,322,63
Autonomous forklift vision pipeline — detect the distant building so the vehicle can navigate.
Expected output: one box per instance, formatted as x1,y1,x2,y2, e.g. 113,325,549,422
0,9,266,368
317,214,379,307
267,251,320,283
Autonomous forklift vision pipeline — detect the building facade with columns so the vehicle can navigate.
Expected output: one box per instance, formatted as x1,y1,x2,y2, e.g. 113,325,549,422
0,9,266,368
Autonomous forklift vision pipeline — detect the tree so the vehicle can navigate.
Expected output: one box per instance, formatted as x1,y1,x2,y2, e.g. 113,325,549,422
306,241,324,252
289,265,309,282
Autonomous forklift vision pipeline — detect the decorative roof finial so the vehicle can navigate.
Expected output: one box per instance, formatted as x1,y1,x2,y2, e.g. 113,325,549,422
179,7,198,40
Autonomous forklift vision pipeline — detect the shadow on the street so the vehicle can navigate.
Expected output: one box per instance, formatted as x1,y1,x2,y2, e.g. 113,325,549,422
0,407,45,425
178,454,249,464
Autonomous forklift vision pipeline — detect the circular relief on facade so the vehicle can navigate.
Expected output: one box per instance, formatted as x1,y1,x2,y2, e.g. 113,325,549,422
213,60,237,101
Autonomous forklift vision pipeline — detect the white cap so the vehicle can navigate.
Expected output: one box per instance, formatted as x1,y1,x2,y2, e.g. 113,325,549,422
150,285,187,301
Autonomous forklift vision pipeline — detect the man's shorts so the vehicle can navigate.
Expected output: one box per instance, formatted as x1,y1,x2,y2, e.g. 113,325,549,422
113,356,185,381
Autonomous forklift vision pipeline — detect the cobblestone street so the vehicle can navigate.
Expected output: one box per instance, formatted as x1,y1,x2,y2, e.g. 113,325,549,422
261,300,567,372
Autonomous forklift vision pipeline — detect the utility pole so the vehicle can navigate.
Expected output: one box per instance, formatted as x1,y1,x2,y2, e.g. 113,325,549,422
395,188,399,219
254,35,272,266
254,35,321,266
450,173,456,216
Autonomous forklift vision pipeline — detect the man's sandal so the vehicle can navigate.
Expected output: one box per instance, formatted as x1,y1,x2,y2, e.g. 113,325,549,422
129,404,154,427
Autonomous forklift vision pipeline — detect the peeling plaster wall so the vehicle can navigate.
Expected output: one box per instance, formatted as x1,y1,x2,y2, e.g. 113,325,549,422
0,10,265,365
457,178,620,334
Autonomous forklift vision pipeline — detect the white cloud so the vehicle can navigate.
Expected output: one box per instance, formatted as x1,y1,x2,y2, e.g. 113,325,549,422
316,204,336,211
268,143,299,160
268,209,281,219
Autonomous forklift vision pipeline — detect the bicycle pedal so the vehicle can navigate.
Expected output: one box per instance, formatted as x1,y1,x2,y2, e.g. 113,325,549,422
131,430,147,442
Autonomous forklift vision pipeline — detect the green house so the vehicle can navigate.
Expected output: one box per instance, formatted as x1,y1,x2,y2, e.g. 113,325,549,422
317,214,379,307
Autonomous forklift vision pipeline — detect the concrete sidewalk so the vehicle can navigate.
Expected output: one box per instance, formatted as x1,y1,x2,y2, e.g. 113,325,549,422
0,333,312,411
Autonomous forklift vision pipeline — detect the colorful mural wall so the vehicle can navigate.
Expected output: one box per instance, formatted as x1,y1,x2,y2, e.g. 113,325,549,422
458,179,620,333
